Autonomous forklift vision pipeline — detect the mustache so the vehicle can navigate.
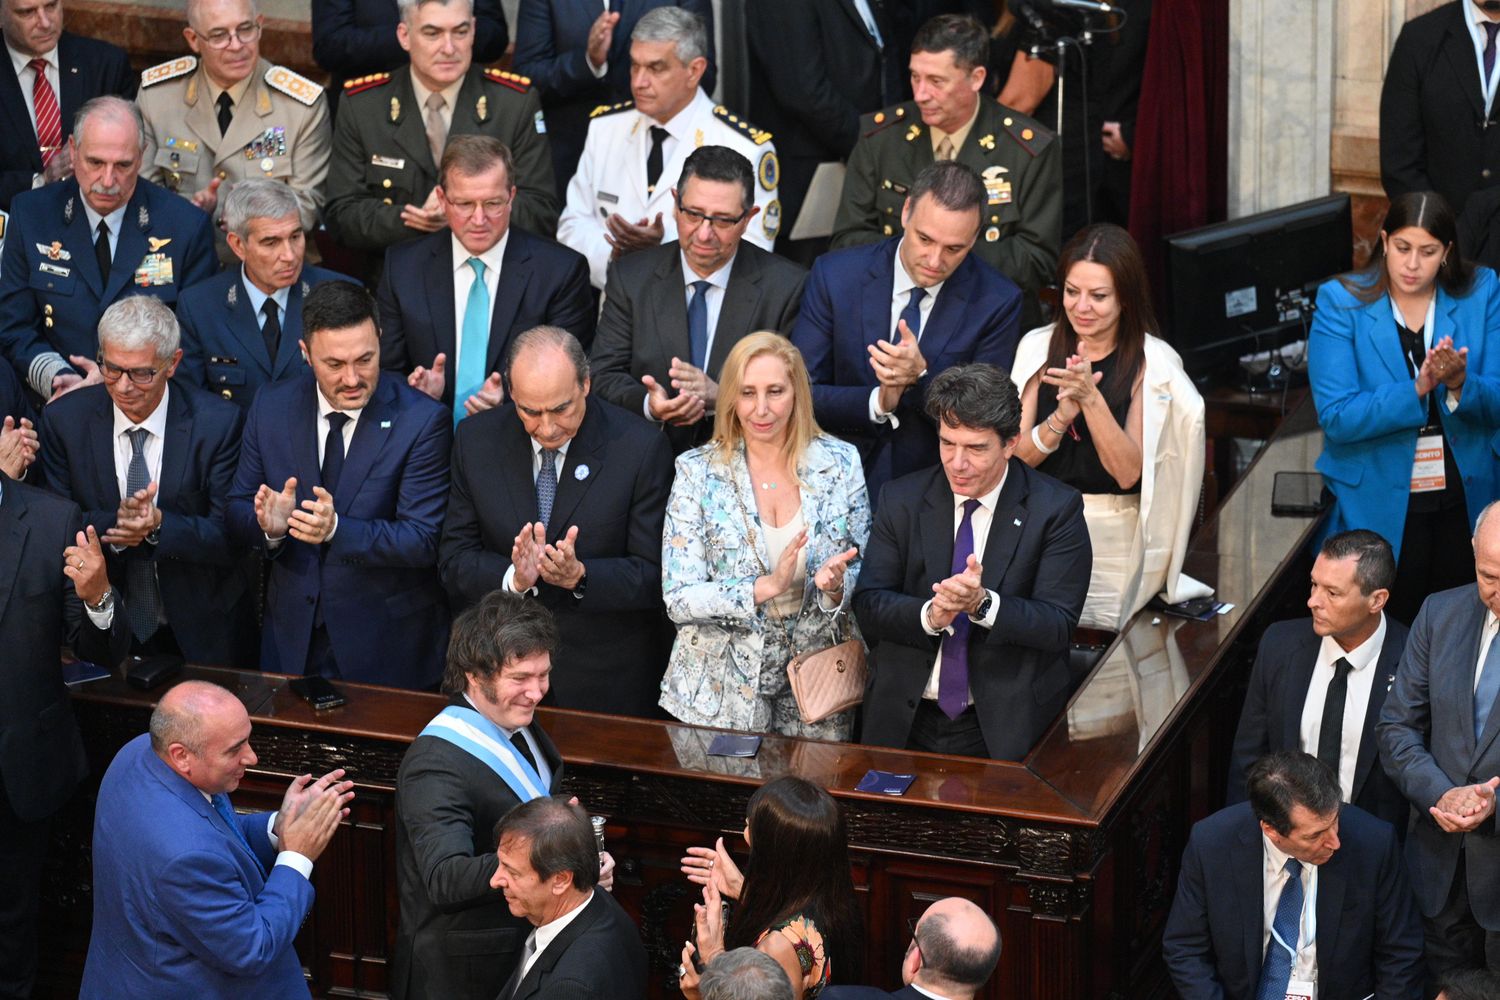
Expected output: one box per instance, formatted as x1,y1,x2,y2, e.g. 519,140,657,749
89,183,122,197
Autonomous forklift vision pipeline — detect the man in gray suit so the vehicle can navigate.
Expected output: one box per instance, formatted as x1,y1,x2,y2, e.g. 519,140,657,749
587,144,805,454
1379,499,1500,981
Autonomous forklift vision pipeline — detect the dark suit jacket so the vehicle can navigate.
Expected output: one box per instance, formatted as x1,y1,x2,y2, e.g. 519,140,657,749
1380,0,1500,215
226,373,452,688
438,397,674,716
1227,617,1411,834
589,240,806,453
0,177,216,394
377,226,594,407
1161,802,1424,1000
1378,583,1500,926
0,32,134,211
851,459,1090,759
821,987,923,1000
38,383,255,666
790,238,1022,500
392,700,563,1000
175,264,345,409
509,889,648,1000
512,0,716,192
0,474,126,822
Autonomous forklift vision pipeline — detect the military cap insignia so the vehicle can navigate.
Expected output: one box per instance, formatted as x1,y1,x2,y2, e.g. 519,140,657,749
712,105,773,145
762,199,781,241
141,55,197,88
476,95,489,123
590,101,633,118
758,150,778,192
484,67,532,94
343,72,391,96
266,65,322,107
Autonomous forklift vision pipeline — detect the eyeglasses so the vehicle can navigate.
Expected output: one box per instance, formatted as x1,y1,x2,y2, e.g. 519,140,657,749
97,357,165,385
446,197,512,218
907,918,924,963
674,196,750,232
196,21,261,49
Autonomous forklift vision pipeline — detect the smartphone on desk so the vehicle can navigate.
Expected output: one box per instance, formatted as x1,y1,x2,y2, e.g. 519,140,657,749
289,676,347,710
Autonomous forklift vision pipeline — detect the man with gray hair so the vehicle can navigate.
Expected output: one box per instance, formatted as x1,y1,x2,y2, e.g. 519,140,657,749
0,94,216,400
176,178,343,408
700,948,793,1000
135,0,330,263
39,294,256,666
823,897,1001,1000
558,4,779,290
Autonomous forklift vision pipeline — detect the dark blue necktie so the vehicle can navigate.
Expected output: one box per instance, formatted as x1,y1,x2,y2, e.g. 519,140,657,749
896,286,926,343
687,280,710,370
321,412,350,495
938,499,980,719
536,448,559,528
1256,857,1303,1000
1475,630,1500,741
1485,22,1500,82
211,792,256,862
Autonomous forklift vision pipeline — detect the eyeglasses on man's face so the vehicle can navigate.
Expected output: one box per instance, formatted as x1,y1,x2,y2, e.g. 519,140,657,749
97,356,166,385
674,196,750,232
197,21,261,49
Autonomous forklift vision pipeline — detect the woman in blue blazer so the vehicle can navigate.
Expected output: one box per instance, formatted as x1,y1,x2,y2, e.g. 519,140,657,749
1310,191,1500,623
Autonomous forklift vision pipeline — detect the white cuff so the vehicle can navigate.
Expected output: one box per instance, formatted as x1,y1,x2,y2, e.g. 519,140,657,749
503,564,539,597
84,601,114,630
968,590,999,628
588,57,608,78
274,851,314,881
643,395,661,422
325,512,339,542
266,812,279,847
1445,389,1460,413
919,599,953,636
868,387,900,428
264,532,286,549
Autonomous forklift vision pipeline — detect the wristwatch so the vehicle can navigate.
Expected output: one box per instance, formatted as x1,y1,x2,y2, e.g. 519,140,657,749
972,592,994,622
86,589,115,614
572,572,588,599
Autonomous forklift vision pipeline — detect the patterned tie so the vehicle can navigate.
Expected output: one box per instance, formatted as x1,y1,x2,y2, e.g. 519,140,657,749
646,125,669,192
938,499,980,719
687,280,710,370
535,448,559,528
215,91,233,136
321,412,350,495
424,91,448,164
1485,22,1500,82
454,257,490,425
29,58,60,167
1316,657,1352,785
896,286,926,343
1256,858,1304,1000
123,428,163,643
260,298,281,365
1474,629,1500,742
211,792,257,862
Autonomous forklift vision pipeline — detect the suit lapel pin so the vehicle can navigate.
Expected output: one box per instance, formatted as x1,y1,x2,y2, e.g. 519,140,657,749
390,96,401,122
574,464,590,481
138,205,150,229
1013,518,1022,527
476,95,488,122
978,133,995,150
1387,674,1395,692
148,237,172,252
63,196,73,224
226,284,237,306
380,420,392,429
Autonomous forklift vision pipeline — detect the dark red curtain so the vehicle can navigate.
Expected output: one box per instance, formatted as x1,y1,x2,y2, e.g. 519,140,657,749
1128,0,1229,299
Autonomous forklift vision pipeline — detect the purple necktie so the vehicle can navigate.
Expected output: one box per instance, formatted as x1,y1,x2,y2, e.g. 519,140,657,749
939,499,981,719
1486,22,1499,82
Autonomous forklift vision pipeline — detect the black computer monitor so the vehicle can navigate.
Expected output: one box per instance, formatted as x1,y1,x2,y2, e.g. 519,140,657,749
1163,193,1353,385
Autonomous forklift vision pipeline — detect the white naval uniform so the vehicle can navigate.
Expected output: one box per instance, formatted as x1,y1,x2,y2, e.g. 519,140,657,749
558,87,780,289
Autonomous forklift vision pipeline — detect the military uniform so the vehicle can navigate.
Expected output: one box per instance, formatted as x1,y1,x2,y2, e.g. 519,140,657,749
557,88,781,289
136,56,330,250
832,99,1061,326
323,65,559,254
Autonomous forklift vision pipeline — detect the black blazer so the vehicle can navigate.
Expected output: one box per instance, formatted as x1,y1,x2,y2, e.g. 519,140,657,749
1380,0,1500,214
38,383,255,667
392,699,563,1000
509,889,648,1000
438,397,674,716
0,473,127,822
821,988,924,1000
377,226,595,408
851,459,1091,760
1162,802,1424,1000
1227,617,1411,834
589,240,806,453
0,31,134,210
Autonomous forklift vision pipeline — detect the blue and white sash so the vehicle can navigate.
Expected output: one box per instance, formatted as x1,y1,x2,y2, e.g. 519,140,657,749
419,705,548,803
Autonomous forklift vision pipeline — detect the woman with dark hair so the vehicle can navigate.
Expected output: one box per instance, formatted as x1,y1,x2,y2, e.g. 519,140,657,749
1309,191,1500,623
677,777,861,1000
1011,223,1206,630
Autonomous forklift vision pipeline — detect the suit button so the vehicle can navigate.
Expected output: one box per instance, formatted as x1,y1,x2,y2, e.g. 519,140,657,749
883,225,893,236
221,389,233,399
382,198,392,205
382,178,392,189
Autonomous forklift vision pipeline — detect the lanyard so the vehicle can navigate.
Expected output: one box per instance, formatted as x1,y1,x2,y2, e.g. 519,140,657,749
1268,862,1318,971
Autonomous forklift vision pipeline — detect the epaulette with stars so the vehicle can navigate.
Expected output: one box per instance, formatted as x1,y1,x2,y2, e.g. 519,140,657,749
861,104,913,139
590,101,633,119
484,68,532,94
712,106,772,146
343,72,391,96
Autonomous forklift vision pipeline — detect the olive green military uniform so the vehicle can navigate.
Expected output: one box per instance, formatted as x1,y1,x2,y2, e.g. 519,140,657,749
832,99,1061,326
323,65,558,254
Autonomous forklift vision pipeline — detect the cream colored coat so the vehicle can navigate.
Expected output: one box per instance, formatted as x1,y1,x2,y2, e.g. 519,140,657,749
1011,326,1210,626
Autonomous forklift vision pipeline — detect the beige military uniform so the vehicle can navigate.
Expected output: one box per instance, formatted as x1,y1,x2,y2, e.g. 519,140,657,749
136,56,331,241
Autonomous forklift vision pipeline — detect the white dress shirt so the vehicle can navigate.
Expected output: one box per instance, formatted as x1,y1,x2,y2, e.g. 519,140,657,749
518,890,594,982
502,437,575,596
1261,834,1318,986
1474,609,1500,694
7,41,58,135
642,251,735,420
461,692,553,789
1298,613,1387,802
111,385,170,502
919,470,1006,703
264,386,361,545
450,230,510,380
871,242,943,425
81,200,128,264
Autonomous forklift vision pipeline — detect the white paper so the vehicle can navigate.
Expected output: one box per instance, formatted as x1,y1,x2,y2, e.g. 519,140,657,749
789,161,847,240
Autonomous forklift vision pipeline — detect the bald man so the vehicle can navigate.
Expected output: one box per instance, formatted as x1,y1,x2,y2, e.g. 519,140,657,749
822,897,1001,1000
81,680,354,999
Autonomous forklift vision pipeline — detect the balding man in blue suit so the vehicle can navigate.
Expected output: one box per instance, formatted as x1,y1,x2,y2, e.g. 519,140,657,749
81,680,353,1000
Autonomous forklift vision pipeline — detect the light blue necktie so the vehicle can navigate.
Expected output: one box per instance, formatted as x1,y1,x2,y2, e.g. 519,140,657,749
211,792,257,865
687,280,710,370
1475,629,1500,742
1256,858,1303,1000
454,257,489,425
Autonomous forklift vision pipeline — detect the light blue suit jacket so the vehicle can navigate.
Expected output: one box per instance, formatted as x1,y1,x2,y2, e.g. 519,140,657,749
1309,268,1500,559
81,733,314,999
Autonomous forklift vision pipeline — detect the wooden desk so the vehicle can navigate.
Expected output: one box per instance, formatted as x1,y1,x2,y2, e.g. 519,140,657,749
41,403,1328,1000
1201,384,1310,512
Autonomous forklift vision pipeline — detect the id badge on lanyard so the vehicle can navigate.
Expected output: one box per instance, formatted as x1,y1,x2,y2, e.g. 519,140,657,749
1269,870,1318,1000
1283,982,1315,1000
1390,295,1445,494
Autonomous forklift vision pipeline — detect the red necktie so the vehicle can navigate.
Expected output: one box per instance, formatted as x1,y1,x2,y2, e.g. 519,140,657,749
30,58,60,167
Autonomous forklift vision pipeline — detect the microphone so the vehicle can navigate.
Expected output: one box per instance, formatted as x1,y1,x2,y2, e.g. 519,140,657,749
1035,0,1115,12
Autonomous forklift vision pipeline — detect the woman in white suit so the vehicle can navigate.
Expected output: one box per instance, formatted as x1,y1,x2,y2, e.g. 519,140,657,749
1011,223,1207,631
660,332,871,739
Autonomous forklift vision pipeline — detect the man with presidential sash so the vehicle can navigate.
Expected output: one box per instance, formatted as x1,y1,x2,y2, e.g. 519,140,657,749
392,591,611,1000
